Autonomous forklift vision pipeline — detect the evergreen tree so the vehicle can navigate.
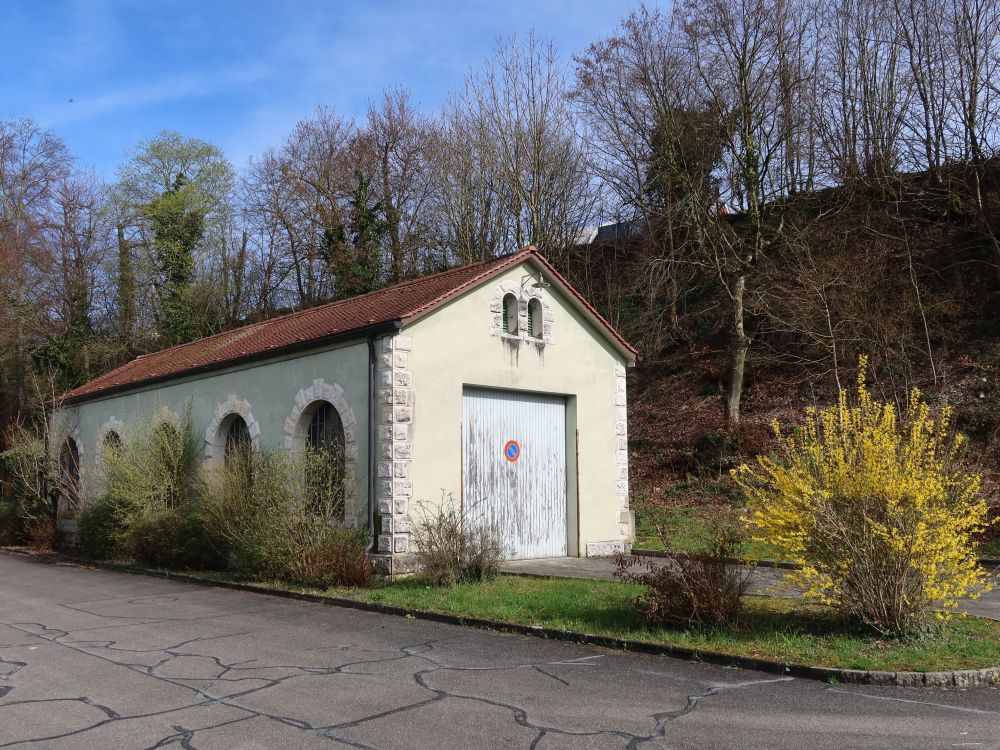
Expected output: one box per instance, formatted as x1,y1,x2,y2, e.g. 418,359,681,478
143,174,204,345
333,171,388,299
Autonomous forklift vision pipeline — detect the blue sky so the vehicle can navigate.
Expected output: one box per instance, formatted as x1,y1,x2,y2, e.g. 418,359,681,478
1,0,639,178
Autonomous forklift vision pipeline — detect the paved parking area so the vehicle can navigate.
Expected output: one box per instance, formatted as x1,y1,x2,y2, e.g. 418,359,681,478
1,553,999,749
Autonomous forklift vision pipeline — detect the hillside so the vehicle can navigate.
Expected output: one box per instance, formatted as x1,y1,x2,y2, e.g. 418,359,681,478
583,163,1000,544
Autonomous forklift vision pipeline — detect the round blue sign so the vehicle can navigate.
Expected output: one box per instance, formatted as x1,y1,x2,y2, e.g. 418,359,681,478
504,440,520,462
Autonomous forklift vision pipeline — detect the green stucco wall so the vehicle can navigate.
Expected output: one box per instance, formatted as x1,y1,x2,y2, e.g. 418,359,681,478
64,338,372,527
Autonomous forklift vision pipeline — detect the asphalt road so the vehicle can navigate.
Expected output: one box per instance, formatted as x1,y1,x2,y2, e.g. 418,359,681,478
0,554,998,749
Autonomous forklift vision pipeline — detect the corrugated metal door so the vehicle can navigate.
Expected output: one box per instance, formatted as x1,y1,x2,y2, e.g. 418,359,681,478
463,387,567,559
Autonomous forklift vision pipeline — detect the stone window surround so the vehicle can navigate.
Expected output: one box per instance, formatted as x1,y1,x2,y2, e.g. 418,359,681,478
152,405,181,430
56,427,84,518
282,379,359,524
204,395,262,466
99,416,125,444
94,416,125,474
488,281,554,345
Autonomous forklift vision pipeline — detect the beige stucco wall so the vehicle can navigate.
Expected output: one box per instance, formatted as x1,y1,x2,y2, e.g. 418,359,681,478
399,260,631,560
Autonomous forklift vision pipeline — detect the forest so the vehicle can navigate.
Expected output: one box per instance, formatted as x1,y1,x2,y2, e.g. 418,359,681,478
2,0,1000,524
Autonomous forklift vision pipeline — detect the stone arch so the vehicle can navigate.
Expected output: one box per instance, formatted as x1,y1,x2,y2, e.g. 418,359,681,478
488,280,522,338
100,416,125,443
283,379,359,519
58,428,84,516
152,405,181,430
95,416,125,473
205,395,261,465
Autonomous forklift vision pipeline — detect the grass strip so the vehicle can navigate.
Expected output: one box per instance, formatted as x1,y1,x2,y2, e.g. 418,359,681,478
332,575,1000,673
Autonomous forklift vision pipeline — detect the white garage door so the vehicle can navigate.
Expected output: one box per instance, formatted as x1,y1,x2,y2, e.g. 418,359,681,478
462,387,567,559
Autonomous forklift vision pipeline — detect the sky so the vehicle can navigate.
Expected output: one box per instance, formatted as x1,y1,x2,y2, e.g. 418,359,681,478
1,0,639,179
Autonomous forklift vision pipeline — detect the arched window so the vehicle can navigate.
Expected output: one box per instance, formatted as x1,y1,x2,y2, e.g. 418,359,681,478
307,402,344,453
502,293,519,335
102,430,123,458
153,422,180,455
60,439,81,506
153,422,183,508
224,415,251,466
527,297,543,339
304,402,346,517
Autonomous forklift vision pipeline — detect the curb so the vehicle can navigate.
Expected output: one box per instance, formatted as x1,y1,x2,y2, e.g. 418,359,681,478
3,548,998,689
632,549,1000,571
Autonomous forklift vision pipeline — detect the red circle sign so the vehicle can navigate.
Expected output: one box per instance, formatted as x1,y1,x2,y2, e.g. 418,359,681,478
503,440,521,462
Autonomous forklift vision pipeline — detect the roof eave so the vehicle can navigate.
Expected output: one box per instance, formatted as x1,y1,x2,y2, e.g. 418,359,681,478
63,319,403,406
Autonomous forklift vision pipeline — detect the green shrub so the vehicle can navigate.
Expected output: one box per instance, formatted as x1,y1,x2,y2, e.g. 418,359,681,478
614,512,753,627
130,504,226,570
25,517,55,552
284,525,371,588
203,448,370,587
77,499,123,560
0,498,26,545
412,494,506,587
0,430,62,541
86,407,208,563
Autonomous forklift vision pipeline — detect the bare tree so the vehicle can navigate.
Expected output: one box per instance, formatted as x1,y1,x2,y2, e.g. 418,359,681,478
817,0,910,182
358,88,440,281
243,107,356,307
574,7,718,345
0,119,72,423
682,0,796,422
894,0,952,176
947,0,1000,278
432,33,596,265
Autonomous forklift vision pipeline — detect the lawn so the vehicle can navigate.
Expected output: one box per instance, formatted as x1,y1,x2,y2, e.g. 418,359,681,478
632,505,790,561
634,505,1000,561
324,575,1000,673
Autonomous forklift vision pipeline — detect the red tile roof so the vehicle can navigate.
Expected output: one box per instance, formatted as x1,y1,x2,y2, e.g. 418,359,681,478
64,247,636,404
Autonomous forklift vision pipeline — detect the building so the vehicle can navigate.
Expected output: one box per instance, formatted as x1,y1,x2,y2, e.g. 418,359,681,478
60,247,637,575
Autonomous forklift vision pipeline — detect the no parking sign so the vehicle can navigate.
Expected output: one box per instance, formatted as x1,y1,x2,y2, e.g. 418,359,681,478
503,439,521,462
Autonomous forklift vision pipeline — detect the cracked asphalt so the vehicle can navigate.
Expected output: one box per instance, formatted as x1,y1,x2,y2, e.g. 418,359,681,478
1,554,998,749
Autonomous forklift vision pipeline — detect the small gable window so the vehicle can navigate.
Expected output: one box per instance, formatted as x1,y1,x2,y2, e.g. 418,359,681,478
527,298,543,339
502,293,519,335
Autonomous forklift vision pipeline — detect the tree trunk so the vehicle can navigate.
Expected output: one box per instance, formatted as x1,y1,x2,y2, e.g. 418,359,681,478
115,224,135,353
726,273,748,424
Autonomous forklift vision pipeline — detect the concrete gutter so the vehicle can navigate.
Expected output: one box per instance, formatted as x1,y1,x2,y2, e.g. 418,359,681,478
3,548,998,689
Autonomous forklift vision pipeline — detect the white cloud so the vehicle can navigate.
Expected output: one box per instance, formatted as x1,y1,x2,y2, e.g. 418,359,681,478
42,63,273,125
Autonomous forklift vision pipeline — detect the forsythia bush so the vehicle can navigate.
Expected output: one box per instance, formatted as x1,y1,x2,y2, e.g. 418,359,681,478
734,359,992,636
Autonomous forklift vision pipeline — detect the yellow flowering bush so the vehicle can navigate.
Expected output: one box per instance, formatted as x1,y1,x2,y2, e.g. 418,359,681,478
734,359,993,636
